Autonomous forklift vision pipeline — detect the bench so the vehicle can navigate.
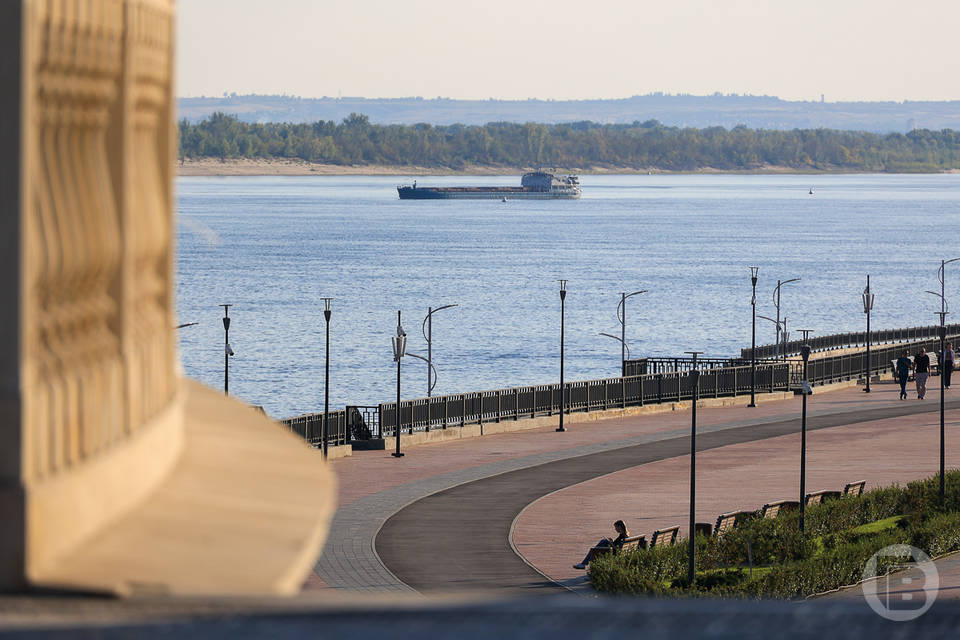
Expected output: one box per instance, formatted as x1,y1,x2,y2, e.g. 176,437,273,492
843,480,866,496
587,534,646,559
890,354,940,379
762,500,800,519
713,510,751,537
805,490,841,506
650,526,680,548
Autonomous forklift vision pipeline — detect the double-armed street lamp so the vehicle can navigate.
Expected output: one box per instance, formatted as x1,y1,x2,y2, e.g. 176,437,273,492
422,304,458,397
797,329,814,533
862,277,874,393
749,267,759,407
391,311,407,458
321,298,333,459
937,313,949,500
557,280,568,433
686,350,704,586
219,304,234,395
617,289,647,375
773,278,801,360
936,258,960,499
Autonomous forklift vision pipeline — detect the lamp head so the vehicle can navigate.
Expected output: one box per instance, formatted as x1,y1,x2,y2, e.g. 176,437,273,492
558,279,567,300
861,287,874,314
750,266,759,286
801,344,811,363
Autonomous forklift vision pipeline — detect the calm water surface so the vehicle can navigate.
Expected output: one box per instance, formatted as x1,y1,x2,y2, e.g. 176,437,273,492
176,174,960,418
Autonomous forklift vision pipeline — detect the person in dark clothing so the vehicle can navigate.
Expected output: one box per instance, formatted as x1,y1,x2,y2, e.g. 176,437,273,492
895,351,912,400
944,342,955,389
573,520,629,570
915,348,930,399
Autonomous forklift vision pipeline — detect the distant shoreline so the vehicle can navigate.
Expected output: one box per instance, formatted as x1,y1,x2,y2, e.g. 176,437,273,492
177,158,959,177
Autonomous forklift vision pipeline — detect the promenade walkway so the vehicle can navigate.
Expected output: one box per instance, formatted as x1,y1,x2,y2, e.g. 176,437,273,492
311,379,960,601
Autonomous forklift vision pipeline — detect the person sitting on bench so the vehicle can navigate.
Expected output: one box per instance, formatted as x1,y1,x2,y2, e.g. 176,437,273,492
573,520,629,570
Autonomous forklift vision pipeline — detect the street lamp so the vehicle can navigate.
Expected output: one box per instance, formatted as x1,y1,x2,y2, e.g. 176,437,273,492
772,278,801,360
936,257,960,499
599,333,631,361
421,304,458,397
862,276,874,393
938,315,948,500
219,304,234,395
749,267,759,407
797,331,813,533
925,291,949,313
617,289,647,375
685,350,703,586
391,311,407,458
557,280,568,433
321,298,333,459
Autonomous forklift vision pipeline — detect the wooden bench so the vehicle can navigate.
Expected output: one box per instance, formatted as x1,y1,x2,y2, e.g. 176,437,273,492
843,480,866,496
650,526,680,548
587,534,646,559
762,500,800,519
713,510,751,537
805,490,841,506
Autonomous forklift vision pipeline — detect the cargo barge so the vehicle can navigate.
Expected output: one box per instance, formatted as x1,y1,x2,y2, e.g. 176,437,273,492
397,171,581,200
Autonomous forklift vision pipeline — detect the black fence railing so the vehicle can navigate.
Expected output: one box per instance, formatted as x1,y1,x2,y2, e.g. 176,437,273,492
281,409,349,448
802,334,957,387
623,356,758,377
378,363,790,437
743,323,960,360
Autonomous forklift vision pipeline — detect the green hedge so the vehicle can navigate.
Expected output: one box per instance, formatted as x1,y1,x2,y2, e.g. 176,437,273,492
589,470,960,598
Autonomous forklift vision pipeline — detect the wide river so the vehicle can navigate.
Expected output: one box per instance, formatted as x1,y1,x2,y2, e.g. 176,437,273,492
176,173,960,418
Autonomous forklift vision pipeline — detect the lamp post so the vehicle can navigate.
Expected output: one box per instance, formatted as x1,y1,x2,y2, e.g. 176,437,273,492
797,330,813,533
219,304,233,395
391,311,407,458
557,280,567,432
422,304,458,397
862,276,874,393
749,267,759,407
321,298,333,459
599,333,631,361
938,315,948,500
937,258,960,498
685,350,703,586
617,290,647,376
772,278,801,360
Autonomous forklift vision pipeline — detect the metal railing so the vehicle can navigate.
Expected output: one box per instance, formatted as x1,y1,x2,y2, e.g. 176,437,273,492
802,333,957,387
623,356,749,377
743,323,960,360
281,409,349,448
379,363,790,437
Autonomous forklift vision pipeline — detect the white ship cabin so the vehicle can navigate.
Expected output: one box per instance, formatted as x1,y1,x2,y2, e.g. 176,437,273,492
521,171,581,192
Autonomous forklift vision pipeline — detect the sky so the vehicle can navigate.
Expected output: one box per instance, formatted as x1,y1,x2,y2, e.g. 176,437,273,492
177,0,960,102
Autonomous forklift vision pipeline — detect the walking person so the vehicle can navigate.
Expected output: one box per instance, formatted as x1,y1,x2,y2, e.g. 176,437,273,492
944,342,955,389
915,348,930,399
895,350,912,400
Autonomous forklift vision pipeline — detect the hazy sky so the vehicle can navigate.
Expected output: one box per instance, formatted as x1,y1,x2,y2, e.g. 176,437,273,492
177,0,960,102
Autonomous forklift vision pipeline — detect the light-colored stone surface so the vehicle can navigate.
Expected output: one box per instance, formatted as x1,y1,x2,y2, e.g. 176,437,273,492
33,379,336,596
0,0,337,596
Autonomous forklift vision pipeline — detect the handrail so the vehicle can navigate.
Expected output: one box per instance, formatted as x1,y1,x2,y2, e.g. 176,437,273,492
742,323,960,360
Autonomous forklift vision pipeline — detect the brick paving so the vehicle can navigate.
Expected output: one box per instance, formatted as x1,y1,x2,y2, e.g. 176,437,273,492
311,380,960,594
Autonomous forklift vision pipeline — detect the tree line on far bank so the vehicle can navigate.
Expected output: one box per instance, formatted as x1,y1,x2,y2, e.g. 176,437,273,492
178,112,960,172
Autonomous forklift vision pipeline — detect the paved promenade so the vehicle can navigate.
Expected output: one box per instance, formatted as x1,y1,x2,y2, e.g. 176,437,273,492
312,379,960,602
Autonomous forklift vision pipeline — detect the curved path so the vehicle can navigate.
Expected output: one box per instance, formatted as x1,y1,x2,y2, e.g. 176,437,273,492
376,397,960,594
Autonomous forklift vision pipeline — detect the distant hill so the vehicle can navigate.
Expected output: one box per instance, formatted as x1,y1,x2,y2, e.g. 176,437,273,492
177,93,960,133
